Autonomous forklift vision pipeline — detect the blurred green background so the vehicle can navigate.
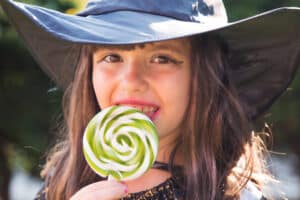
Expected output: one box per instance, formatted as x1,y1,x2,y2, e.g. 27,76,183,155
0,0,299,199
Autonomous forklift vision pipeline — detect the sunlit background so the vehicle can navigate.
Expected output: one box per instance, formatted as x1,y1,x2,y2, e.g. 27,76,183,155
0,0,300,199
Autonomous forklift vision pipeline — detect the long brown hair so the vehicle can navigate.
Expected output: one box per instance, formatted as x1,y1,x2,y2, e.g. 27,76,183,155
41,35,271,199
172,35,271,199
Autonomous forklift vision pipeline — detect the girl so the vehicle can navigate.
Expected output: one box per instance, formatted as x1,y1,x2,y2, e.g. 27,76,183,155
1,0,299,199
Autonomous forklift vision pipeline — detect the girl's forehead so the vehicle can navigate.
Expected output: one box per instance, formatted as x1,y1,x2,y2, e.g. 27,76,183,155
92,38,190,53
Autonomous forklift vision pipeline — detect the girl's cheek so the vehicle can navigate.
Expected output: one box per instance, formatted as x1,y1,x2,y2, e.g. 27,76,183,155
92,71,114,107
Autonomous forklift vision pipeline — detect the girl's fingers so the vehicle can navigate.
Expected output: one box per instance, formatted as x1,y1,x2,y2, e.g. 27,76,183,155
70,180,128,200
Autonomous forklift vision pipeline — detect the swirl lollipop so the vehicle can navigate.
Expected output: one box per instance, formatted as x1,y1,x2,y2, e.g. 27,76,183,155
83,105,159,181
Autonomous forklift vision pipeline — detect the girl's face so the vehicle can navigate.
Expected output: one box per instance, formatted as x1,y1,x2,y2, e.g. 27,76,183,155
92,38,191,141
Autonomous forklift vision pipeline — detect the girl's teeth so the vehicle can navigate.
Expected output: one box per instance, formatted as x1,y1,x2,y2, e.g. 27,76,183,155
119,105,157,114
143,107,150,113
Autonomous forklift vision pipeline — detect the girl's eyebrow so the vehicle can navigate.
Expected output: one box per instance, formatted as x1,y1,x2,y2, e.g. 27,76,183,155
149,44,186,55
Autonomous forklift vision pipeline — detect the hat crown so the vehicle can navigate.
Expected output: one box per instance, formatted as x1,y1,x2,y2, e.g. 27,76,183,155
78,0,228,23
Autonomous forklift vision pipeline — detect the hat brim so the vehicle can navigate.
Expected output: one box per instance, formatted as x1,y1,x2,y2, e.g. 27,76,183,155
1,0,300,119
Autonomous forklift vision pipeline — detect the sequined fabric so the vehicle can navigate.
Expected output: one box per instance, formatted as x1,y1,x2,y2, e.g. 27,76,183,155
121,178,182,200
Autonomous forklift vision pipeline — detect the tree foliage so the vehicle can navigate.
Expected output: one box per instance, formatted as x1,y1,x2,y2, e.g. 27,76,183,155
0,0,86,199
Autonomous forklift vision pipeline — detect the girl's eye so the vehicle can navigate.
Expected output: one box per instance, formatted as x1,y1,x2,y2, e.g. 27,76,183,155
151,55,182,64
103,54,122,63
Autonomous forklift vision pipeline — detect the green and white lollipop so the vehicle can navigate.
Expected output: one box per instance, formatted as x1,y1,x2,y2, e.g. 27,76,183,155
83,105,159,181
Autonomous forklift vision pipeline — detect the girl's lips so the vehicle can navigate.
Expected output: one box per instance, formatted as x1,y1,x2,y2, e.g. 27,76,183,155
113,99,160,121
113,99,159,107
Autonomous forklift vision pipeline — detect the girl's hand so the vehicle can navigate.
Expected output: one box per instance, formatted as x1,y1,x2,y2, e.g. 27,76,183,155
70,180,128,200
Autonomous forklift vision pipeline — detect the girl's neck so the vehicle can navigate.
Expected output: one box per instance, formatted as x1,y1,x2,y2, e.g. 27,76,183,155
156,133,184,166
123,168,171,193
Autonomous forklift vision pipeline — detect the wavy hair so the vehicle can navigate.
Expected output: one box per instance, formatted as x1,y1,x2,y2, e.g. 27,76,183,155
41,34,271,200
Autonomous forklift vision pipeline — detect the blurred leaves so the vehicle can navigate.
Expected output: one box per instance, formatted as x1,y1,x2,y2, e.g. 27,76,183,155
224,0,300,21
0,0,86,178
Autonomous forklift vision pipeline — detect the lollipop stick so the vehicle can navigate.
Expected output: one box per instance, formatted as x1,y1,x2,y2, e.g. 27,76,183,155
108,175,115,181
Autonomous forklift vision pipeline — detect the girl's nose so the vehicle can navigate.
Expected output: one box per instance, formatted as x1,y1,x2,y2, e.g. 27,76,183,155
119,59,148,93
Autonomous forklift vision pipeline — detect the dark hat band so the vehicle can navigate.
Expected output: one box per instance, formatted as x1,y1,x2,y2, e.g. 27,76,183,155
77,0,218,22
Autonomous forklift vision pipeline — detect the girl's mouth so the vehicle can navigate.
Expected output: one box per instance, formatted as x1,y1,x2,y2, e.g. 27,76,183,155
121,105,159,120
113,100,160,121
